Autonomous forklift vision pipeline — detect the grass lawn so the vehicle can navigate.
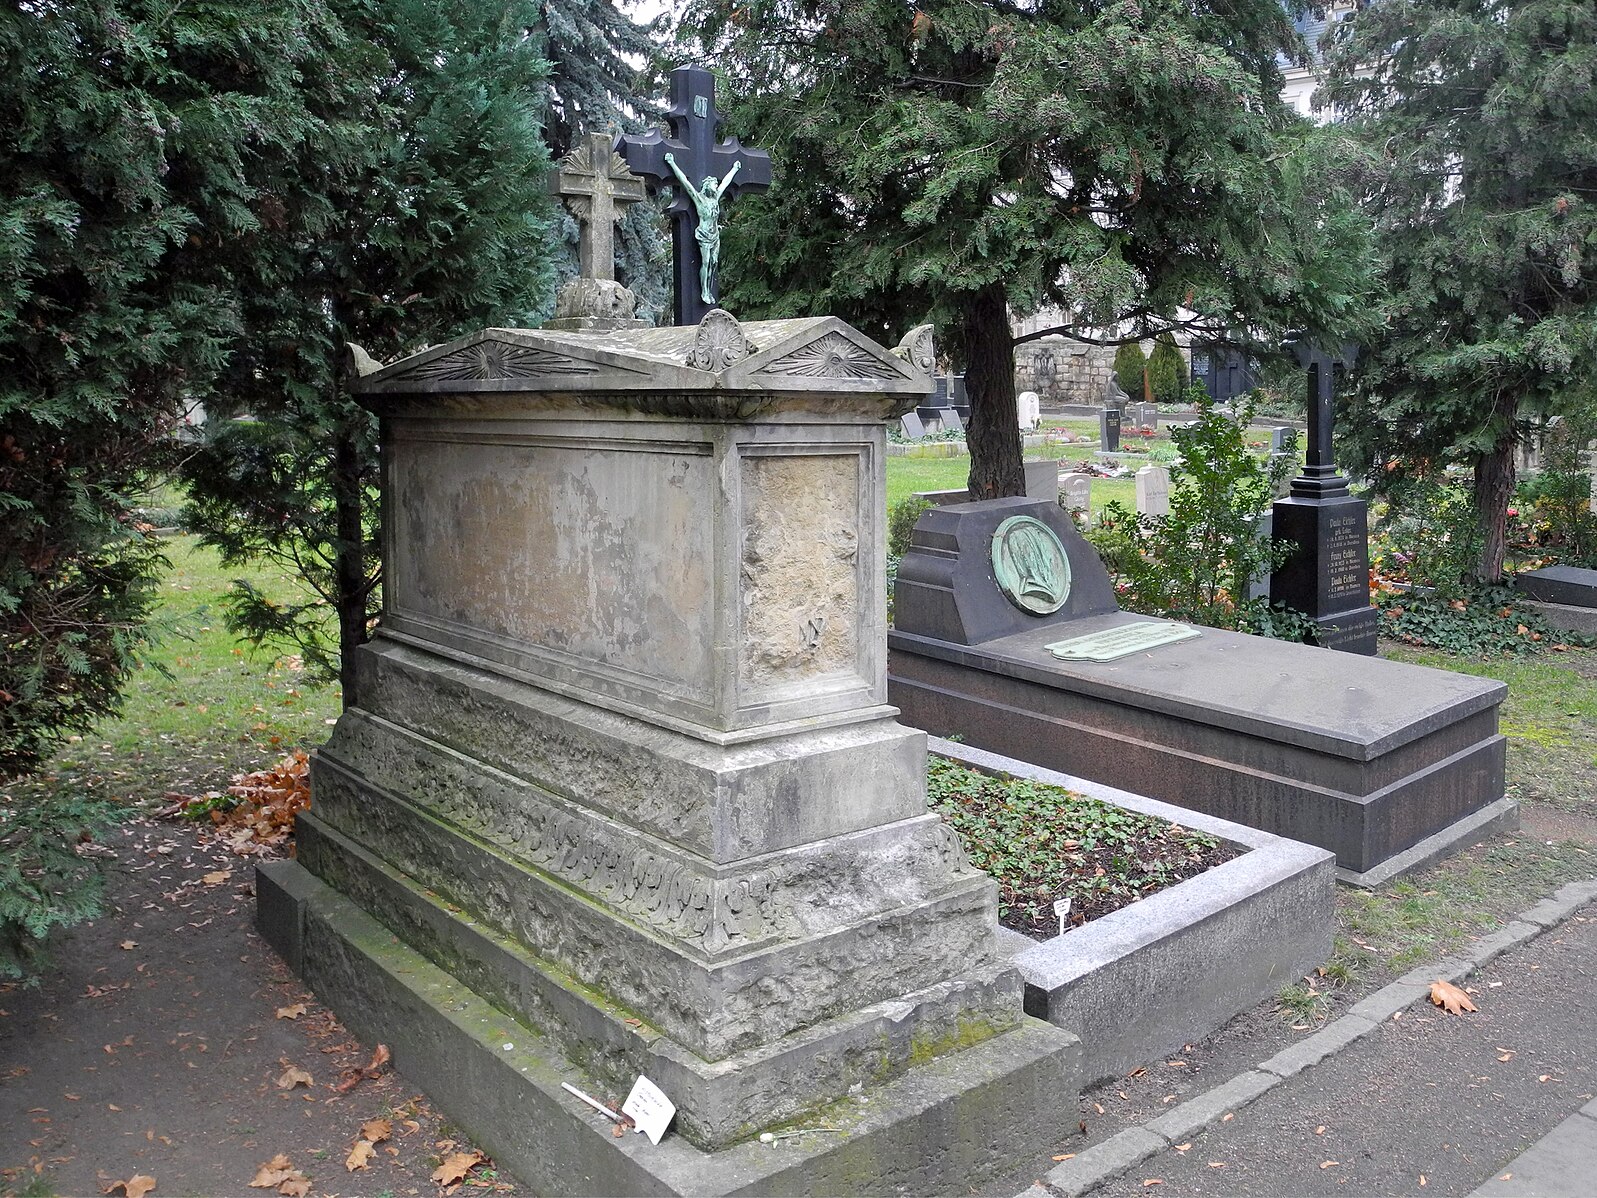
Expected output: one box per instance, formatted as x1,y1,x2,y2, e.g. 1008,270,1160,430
885,456,1135,515
3,537,341,815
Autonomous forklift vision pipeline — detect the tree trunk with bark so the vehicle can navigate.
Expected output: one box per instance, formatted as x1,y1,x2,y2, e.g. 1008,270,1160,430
1473,436,1516,583
962,283,1025,500
332,419,367,708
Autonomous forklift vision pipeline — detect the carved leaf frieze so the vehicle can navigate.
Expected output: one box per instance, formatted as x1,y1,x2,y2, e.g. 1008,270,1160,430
758,331,903,380
398,340,598,382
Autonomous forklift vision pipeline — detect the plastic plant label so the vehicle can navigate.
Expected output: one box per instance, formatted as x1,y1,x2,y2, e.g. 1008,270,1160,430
622,1075,677,1145
1054,896,1072,937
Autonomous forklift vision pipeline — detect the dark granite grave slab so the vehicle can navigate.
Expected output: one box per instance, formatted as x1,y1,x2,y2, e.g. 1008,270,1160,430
1516,564,1597,609
888,499,1514,885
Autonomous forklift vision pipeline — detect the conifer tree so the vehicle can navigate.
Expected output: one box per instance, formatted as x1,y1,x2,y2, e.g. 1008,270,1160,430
1147,334,1186,404
1323,0,1597,581
676,0,1374,498
181,0,560,704
1113,342,1148,399
0,0,351,776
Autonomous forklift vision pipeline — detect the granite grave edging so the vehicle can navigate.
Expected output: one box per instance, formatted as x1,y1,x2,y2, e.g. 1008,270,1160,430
1014,877,1597,1198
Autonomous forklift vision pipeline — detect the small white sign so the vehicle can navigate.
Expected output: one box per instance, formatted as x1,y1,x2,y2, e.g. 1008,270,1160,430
1054,896,1072,937
622,1075,676,1146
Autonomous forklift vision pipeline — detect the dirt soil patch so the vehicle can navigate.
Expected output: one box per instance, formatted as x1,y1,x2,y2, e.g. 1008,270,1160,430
0,817,509,1198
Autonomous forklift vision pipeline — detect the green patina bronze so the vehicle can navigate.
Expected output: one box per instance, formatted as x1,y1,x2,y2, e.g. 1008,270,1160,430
990,516,1072,615
664,151,741,305
1045,621,1201,662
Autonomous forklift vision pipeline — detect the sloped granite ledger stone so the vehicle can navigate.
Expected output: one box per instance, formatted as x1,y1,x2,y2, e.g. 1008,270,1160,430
259,315,1080,1192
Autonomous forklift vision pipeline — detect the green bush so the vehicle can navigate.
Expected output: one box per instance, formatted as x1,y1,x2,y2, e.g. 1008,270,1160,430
1146,334,1185,404
1,791,116,981
886,495,933,623
1112,341,1148,398
1368,468,1482,595
1086,387,1301,633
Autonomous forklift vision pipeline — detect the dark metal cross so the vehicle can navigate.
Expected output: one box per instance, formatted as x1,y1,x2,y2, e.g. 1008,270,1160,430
618,65,772,326
1288,336,1360,499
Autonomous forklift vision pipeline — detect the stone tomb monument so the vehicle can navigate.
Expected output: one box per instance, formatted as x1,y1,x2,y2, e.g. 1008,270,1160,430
887,498,1516,886
256,314,1079,1194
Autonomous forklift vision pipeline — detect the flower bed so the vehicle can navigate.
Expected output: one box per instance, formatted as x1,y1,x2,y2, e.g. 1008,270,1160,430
927,754,1240,940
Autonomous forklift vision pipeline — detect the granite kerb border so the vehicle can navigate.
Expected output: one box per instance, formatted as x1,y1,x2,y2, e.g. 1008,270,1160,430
928,738,1336,1085
1017,875,1597,1198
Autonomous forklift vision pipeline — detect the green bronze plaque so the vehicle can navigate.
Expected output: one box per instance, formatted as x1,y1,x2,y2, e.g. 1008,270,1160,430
991,515,1072,615
1045,621,1201,662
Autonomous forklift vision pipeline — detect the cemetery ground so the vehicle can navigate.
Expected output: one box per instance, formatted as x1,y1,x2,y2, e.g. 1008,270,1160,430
3,536,1596,1197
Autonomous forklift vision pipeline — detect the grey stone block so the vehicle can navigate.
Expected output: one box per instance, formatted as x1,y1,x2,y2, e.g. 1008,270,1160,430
1514,564,1597,609
1256,1015,1378,1079
255,858,321,976
1143,1070,1280,1143
934,740,1335,1084
1396,957,1473,989
273,861,1084,1196
1335,796,1520,888
1516,598,1597,636
1043,1128,1168,1197
1467,1109,1597,1197
1464,921,1541,968
1346,979,1431,1024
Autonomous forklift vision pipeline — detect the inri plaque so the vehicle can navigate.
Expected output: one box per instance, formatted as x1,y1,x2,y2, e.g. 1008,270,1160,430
1045,621,1201,662
991,515,1072,615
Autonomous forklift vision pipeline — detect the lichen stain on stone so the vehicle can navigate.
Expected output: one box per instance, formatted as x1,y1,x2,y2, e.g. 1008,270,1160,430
739,454,859,688
392,440,714,689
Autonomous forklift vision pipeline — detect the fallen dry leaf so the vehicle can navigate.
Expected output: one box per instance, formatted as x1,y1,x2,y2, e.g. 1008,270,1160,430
275,1003,307,1021
275,1066,313,1090
1051,1154,1076,1162
360,1117,392,1143
103,1177,156,1198
1420,1175,1428,1187
432,1150,485,1186
250,1155,295,1187
1315,1126,1326,1135
1321,1161,1339,1169
1221,1112,1234,1123
119,940,138,951
1142,1181,1164,1188
366,1043,392,1075
346,1139,375,1171
201,870,232,885
1173,1143,1191,1153
1429,979,1478,1015
277,1180,310,1198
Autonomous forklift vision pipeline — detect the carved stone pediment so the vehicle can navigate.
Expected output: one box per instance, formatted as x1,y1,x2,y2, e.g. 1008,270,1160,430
721,317,927,394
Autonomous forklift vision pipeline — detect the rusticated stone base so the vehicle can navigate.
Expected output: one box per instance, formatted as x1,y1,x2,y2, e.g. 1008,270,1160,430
257,861,1082,1194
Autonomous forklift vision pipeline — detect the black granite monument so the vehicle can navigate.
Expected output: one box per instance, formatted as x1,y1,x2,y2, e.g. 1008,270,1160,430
1269,339,1378,655
888,497,1514,886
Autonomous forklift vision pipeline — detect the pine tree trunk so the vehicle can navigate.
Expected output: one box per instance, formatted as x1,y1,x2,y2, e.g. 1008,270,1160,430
332,420,367,709
1473,436,1516,583
963,284,1025,500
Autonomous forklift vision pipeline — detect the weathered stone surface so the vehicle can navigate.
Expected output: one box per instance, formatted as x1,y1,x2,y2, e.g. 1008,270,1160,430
1516,564,1597,609
260,861,1083,1189
346,640,926,861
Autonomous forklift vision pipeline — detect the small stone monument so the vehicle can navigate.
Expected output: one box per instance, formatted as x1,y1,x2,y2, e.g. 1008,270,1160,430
618,67,772,326
1269,339,1378,654
1017,389,1041,431
1099,405,1122,453
1059,472,1092,519
1135,463,1171,518
546,131,651,333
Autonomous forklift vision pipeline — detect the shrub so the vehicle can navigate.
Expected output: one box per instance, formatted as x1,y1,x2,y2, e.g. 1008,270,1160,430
1146,333,1185,404
1086,387,1301,633
1112,341,1148,398
886,495,933,623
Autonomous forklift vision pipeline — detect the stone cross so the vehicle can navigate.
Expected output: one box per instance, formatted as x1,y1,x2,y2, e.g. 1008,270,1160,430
618,65,772,326
550,131,647,282
1287,337,1358,500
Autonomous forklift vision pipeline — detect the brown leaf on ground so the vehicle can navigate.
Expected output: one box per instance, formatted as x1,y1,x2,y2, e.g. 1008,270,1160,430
277,1179,310,1198
1429,979,1479,1015
432,1150,485,1186
275,1065,313,1090
360,1117,392,1143
365,1043,392,1075
275,1004,307,1021
119,940,138,950
346,1139,375,1171
200,751,313,855
249,1157,294,1188
103,1177,156,1198
201,870,232,885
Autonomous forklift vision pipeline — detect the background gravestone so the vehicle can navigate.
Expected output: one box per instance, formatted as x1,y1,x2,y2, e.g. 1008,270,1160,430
1136,464,1171,518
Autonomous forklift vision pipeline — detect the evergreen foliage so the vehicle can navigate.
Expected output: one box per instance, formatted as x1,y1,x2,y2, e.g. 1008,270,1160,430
1,0,347,776
181,0,561,703
0,789,117,981
675,0,1376,498
1147,334,1186,403
1323,0,1597,581
1112,342,1148,399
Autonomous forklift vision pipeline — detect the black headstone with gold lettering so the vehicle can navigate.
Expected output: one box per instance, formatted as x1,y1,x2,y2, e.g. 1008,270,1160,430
1269,339,1378,655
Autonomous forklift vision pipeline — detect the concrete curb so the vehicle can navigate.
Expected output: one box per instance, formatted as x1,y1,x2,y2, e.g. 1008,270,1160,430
1022,876,1597,1198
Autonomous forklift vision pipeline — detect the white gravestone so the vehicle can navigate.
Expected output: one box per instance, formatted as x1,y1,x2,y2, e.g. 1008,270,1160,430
1017,390,1041,431
1059,472,1092,521
1136,464,1171,519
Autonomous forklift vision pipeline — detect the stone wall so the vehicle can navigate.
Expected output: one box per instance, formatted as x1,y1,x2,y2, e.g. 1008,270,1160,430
1014,335,1192,406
